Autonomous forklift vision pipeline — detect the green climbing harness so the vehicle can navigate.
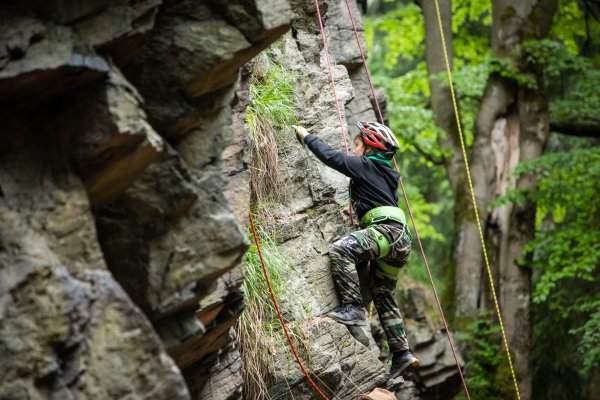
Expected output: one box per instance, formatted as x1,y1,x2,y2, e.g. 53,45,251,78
360,206,406,228
361,206,407,275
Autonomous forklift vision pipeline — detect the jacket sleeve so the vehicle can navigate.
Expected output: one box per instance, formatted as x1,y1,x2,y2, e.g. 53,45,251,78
304,134,365,179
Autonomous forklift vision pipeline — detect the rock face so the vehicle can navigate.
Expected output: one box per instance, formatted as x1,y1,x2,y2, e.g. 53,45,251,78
250,10,390,395
399,285,465,399
0,0,290,399
0,171,189,399
0,0,462,399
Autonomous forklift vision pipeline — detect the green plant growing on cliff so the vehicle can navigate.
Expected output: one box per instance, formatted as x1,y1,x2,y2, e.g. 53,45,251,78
237,221,310,399
246,53,298,216
455,311,516,400
237,225,287,398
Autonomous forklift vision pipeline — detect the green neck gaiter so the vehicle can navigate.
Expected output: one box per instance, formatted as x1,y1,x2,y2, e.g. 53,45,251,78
367,153,392,167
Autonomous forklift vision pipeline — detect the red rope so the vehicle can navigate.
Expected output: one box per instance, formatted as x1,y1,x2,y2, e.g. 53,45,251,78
342,1,471,398
397,175,472,400
342,1,384,125
314,0,350,155
248,213,330,400
313,0,355,226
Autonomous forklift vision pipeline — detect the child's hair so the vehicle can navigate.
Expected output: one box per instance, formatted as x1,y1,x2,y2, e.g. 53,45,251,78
354,134,374,155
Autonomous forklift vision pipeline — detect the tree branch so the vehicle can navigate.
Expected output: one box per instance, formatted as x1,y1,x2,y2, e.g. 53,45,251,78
550,121,600,138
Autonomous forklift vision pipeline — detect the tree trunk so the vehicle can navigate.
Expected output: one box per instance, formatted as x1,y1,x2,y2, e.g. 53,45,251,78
421,0,557,398
420,0,511,321
418,0,479,322
488,2,557,399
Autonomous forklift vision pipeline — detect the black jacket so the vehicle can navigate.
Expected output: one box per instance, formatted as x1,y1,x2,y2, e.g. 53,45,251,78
304,134,399,220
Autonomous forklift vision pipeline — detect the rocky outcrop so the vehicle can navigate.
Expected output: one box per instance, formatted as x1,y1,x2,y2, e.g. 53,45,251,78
252,14,388,394
0,148,189,398
247,2,464,398
399,285,465,399
0,0,462,398
0,0,291,399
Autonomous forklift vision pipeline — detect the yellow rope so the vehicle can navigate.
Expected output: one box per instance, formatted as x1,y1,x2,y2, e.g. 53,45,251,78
432,1,522,399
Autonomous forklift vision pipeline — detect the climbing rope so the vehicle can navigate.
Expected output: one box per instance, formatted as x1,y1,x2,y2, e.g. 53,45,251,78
250,1,513,398
313,0,351,155
313,0,355,226
432,1,522,398
248,213,330,400
342,0,385,125
341,1,471,398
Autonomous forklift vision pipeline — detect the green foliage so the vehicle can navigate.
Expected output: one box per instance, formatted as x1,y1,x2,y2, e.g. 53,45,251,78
452,0,492,66
523,39,588,77
550,67,600,127
488,55,538,88
570,298,600,374
246,54,298,134
501,146,600,377
449,62,491,98
542,0,600,128
378,65,449,162
365,0,492,289
550,0,588,54
397,183,444,244
448,61,490,142
243,224,292,311
238,220,305,399
365,0,494,157
246,52,299,210
365,3,425,75
395,177,446,290
366,1,600,397
455,312,516,400
512,147,599,298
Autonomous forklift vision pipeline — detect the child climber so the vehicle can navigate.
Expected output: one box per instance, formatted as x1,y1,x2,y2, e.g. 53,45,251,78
292,121,420,387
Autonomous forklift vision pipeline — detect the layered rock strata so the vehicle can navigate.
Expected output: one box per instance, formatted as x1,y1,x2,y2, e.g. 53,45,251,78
0,0,462,398
0,0,290,398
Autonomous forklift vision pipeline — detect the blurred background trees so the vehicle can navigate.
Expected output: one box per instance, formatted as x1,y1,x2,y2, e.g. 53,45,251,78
364,0,600,398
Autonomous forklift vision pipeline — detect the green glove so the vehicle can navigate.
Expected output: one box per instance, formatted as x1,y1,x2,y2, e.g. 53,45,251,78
292,125,309,146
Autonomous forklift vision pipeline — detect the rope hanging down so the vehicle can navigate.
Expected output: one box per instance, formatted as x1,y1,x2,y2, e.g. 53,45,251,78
432,1,522,398
249,2,507,399
313,0,355,226
341,1,471,398
248,213,330,400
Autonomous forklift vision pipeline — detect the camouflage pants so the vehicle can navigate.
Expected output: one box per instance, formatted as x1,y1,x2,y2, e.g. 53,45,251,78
329,222,411,353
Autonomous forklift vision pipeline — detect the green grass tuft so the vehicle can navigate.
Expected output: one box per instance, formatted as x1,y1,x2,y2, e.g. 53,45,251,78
246,52,299,213
237,219,311,399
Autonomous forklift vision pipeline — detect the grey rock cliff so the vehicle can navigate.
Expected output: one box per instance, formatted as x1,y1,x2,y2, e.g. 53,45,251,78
0,0,290,398
237,1,464,398
0,0,461,398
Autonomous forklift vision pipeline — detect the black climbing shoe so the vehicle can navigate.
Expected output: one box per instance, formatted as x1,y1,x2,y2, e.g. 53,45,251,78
325,304,367,326
389,350,420,380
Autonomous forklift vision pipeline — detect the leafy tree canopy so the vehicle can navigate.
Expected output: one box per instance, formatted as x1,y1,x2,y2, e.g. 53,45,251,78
366,0,600,395
500,145,600,375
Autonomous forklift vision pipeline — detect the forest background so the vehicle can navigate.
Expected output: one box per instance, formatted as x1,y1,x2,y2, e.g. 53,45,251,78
362,0,600,399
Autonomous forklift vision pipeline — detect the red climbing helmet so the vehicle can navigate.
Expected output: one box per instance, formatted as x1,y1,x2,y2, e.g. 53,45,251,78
356,121,400,152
